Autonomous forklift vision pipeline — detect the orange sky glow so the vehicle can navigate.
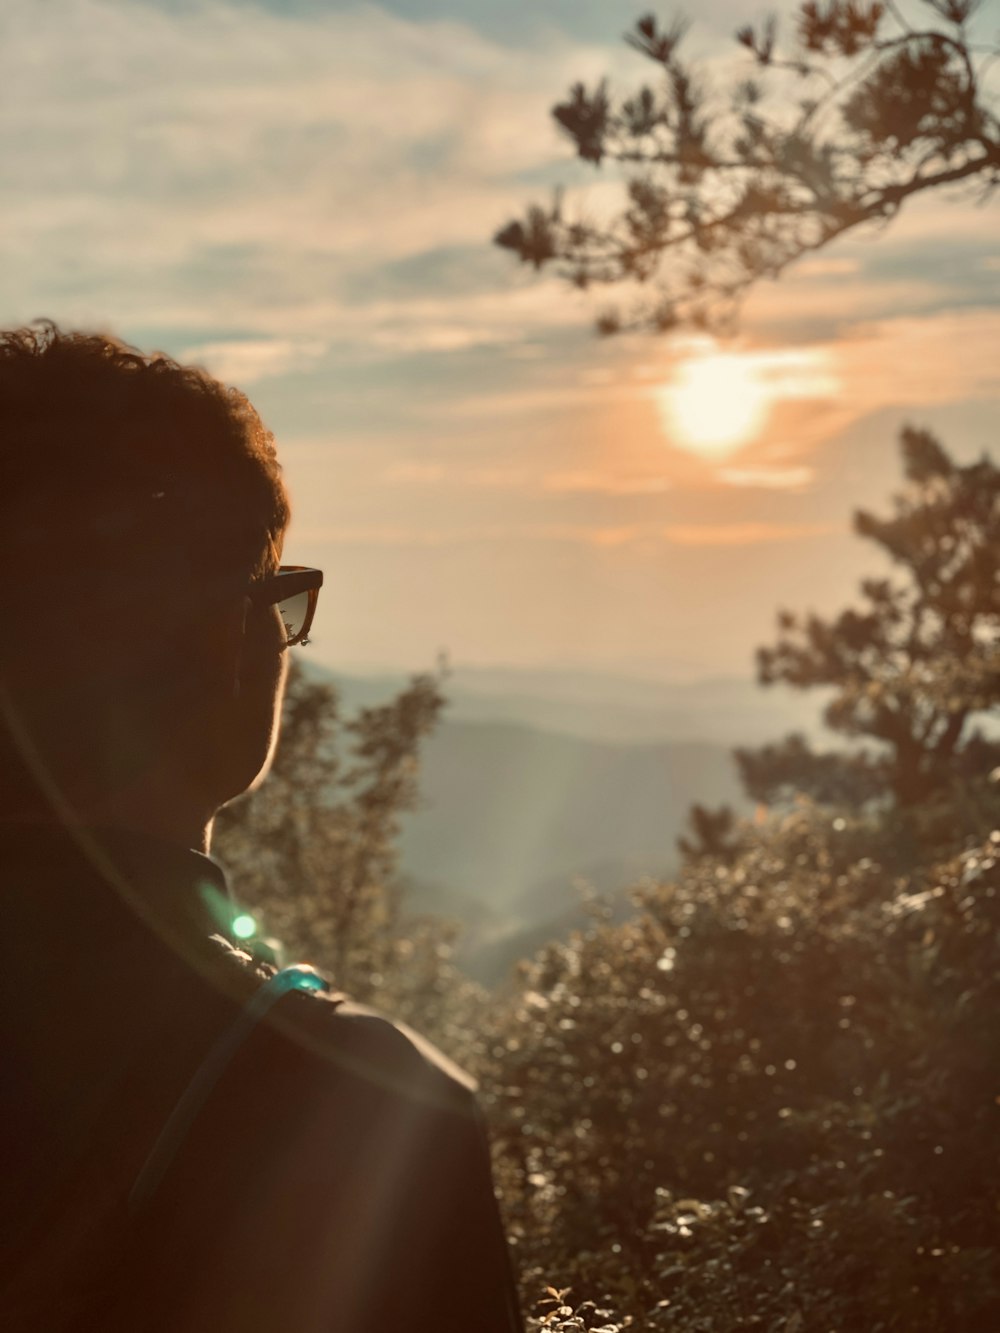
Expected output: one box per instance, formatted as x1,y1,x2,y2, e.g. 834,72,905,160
3,0,999,680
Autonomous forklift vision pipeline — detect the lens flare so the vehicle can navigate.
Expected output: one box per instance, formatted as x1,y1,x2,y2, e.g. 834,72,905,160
232,912,257,940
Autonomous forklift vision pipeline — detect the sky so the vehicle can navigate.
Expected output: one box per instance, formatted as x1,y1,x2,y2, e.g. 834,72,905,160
4,0,1000,682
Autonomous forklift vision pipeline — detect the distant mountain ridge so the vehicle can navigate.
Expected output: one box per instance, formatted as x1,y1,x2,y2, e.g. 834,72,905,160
400,720,749,983
298,662,822,982
313,661,829,747
399,719,745,909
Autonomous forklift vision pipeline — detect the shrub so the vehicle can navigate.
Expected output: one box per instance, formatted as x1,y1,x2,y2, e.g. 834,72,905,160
475,811,1000,1329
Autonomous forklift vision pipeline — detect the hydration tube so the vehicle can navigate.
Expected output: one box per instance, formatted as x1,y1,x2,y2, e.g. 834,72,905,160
129,963,330,1212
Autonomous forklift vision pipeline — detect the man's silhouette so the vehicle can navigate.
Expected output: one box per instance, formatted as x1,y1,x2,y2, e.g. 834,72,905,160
0,323,523,1332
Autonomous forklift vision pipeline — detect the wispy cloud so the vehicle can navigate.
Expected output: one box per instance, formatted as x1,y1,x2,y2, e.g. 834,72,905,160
368,324,508,354
382,460,530,489
180,337,326,384
0,0,608,344
293,521,641,547
662,522,839,546
745,194,1000,339
719,466,814,490
543,470,671,495
693,308,1000,487
383,462,448,484
379,455,673,498
294,518,840,549
836,309,1000,406
795,257,862,279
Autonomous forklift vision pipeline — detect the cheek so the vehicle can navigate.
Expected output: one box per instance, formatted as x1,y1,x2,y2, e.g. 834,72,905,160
265,607,290,711
237,607,288,787
244,603,286,690
270,648,290,734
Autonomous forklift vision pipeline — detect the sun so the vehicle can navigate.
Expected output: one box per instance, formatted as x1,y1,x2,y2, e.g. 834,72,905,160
658,351,770,459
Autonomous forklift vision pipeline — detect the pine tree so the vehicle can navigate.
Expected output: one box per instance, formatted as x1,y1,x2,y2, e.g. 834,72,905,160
739,427,1000,808
496,2,1000,334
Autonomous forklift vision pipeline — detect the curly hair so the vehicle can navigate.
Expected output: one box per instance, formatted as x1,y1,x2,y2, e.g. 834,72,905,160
0,321,290,664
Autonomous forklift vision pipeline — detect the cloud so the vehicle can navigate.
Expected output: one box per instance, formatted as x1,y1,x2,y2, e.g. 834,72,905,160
0,0,611,344
719,466,814,490
426,373,639,421
543,470,671,495
662,522,839,546
795,258,862,279
9,0,997,372
379,455,675,497
835,309,1000,407
686,308,1000,483
744,190,1000,339
367,323,511,354
180,337,326,384
382,460,532,489
292,521,641,546
294,518,841,549
383,461,448,484
293,524,459,547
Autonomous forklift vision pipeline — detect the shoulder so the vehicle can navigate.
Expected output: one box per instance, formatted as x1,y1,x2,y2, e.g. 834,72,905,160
264,982,480,1118
202,939,479,1118
324,995,477,1093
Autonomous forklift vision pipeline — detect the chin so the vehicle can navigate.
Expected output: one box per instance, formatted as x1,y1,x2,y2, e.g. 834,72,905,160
241,756,275,797
231,713,283,800
212,669,286,806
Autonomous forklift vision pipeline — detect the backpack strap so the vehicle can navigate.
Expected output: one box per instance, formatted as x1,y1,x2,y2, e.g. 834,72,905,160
129,942,336,1212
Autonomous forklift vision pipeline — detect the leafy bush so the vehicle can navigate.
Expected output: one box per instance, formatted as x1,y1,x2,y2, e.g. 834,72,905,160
214,661,473,1038
474,808,1000,1329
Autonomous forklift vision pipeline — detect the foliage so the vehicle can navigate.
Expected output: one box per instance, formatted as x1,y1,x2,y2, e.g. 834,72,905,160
526,1290,629,1333
213,660,469,1035
494,1,1000,333
677,801,743,864
478,808,1000,1329
740,427,1000,814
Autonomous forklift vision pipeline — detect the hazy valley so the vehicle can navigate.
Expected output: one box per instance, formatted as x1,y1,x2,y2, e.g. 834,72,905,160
314,665,825,982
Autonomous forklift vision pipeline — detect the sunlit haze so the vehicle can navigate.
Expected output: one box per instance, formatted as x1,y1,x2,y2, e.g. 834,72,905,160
660,353,771,458
3,0,999,682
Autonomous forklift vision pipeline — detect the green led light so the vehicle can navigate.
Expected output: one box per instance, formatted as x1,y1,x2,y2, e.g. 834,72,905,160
232,913,257,940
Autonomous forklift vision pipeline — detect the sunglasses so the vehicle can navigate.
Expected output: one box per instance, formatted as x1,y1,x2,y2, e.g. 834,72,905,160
250,565,324,647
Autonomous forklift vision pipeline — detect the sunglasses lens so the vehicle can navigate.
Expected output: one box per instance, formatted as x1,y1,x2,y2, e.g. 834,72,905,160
277,590,310,643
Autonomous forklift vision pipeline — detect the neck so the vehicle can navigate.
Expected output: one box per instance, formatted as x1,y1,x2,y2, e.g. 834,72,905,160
0,765,215,855
86,803,216,855
0,725,219,856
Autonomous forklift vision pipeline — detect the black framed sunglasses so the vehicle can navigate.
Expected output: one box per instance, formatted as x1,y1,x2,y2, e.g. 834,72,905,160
250,565,324,647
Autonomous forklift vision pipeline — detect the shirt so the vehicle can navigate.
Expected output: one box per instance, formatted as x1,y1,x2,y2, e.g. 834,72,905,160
0,822,524,1333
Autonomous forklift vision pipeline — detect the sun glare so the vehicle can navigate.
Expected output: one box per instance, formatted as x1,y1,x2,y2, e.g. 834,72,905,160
659,352,770,459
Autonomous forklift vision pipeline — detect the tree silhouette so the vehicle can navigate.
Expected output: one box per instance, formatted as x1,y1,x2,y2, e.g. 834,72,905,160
495,1,1000,333
214,661,457,1014
739,426,1000,808
677,801,742,863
